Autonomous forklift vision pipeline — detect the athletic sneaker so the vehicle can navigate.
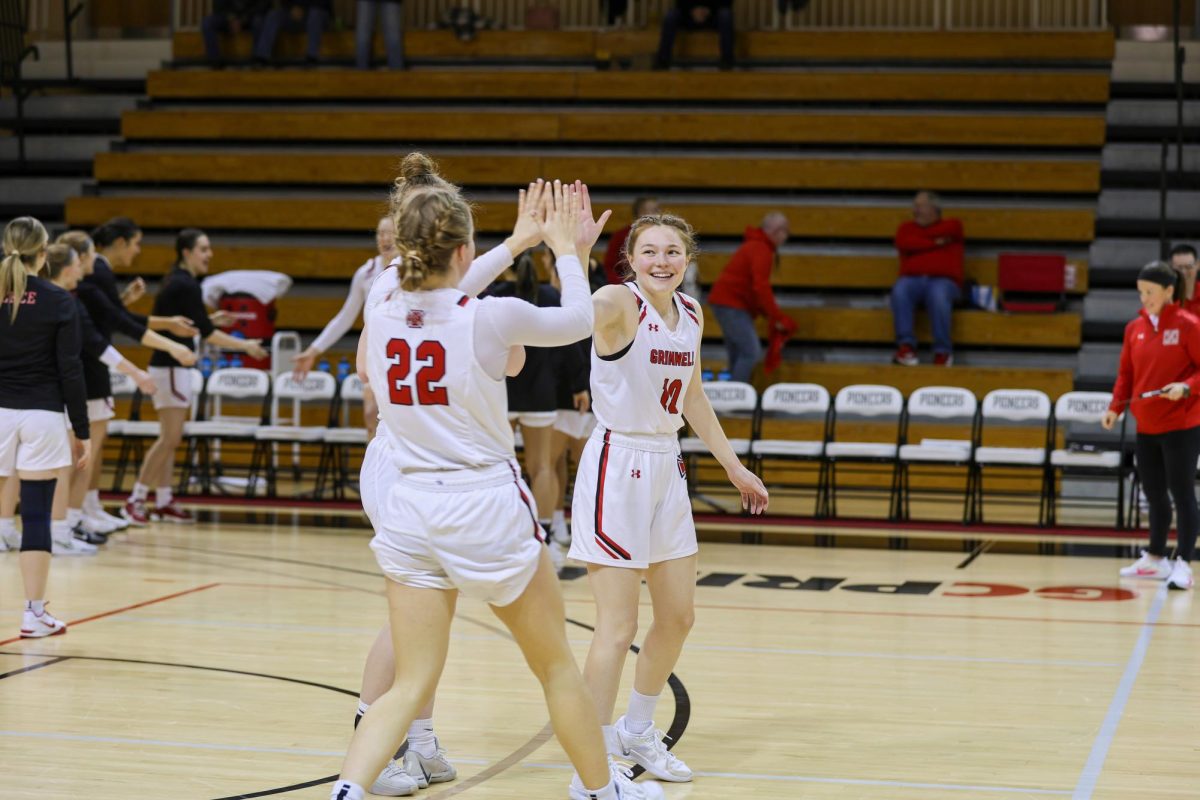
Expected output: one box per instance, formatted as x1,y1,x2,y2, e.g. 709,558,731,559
84,511,123,534
933,352,954,367
549,540,567,572
52,535,97,556
369,760,418,797
122,499,152,527
154,501,195,524
91,507,130,531
611,716,692,782
892,345,918,366
73,522,108,546
0,527,19,551
1167,557,1194,591
569,758,665,800
20,607,66,638
1119,550,1172,580
551,517,571,548
402,740,457,788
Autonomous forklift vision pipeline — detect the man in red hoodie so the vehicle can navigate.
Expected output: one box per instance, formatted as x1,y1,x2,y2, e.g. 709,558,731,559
708,212,791,382
891,191,964,366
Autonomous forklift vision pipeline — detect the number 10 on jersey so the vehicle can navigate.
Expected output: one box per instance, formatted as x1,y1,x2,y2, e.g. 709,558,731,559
387,338,448,406
660,378,682,414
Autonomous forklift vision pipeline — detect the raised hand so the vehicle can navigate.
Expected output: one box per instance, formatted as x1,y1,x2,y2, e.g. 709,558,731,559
537,180,581,260
505,179,547,257
574,181,612,260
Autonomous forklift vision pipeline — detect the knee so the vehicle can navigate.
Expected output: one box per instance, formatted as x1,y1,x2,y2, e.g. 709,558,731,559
595,612,638,651
654,606,695,639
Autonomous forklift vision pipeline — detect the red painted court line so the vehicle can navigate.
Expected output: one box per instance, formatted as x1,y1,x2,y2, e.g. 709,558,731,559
0,583,221,647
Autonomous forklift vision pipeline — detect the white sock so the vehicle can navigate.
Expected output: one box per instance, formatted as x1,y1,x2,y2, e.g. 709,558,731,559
51,520,71,542
131,483,149,502
552,509,565,527
624,689,659,735
569,775,617,800
328,781,364,800
407,717,437,758
156,486,173,507
356,700,370,716
67,508,82,528
0,517,15,537
85,489,102,513
25,599,45,616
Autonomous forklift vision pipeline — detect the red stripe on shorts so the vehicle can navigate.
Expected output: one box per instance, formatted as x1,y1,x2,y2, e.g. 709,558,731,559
593,430,631,560
509,463,542,542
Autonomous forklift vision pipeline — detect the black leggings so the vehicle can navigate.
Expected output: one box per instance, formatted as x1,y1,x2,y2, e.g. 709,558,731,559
1136,425,1200,562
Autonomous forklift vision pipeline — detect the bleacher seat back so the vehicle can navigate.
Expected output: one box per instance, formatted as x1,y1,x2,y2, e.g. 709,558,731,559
762,383,830,417
274,371,337,402
340,374,365,402
834,384,903,418
700,381,758,415
1054,391,1114,424
981,389,1051,422
206,367,270,400
906,386,977,421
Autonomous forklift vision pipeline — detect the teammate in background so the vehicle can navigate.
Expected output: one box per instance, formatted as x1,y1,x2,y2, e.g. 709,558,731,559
1170,243,1199,316
54,232,198,542
1105,261,1200,591
79,217,199,531
571,214,769,782
331,162,662,800
291,216,399,438
0,218,90,637
123,230,267,526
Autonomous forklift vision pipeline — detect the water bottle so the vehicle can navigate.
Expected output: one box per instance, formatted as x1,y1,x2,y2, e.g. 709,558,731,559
337,356,351,381
717,371,732,381
216,355,229,370
232,329,246,339
200,356,214,379
701,370,714,381
231,354,244,369
318,358,331,373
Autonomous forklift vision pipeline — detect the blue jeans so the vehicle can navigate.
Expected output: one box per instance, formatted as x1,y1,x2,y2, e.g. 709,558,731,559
655,5,735,68
255,5,329,61
890,275,960,355
710,304,762,384
201,13,264,63
355,1,405,69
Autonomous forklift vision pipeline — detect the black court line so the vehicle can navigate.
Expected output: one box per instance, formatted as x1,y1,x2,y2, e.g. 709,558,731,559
956,540,993,569
0,655,70,680
211,774,340,800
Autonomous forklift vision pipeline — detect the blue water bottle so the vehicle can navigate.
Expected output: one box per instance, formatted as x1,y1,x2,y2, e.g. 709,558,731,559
337,356,351,381
717,370,732,381
318,358,331,373
200,356,214,379
216,355,229,370
230,354,243,369
701,369,714,381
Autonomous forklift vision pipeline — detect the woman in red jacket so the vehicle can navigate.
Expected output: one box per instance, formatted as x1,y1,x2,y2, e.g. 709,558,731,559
1103,261,1200,590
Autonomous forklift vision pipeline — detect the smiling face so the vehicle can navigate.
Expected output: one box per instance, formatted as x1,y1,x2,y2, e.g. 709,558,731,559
183,234,213,275
108,231,142,268
628,224,690,294
1138,279,1174,317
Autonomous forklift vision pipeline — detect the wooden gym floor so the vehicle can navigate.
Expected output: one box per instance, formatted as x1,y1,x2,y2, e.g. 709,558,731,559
1,518,1196,799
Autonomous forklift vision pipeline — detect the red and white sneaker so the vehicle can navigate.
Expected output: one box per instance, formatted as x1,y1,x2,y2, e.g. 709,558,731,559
1119,550,1172,580
21,607,67,638
121,499,153,527
892,345,918,366
933,352,954,367
154,501,195,524
1167,558,1194,591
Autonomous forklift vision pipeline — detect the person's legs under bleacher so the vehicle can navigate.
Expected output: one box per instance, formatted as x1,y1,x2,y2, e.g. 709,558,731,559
925,276,961,364
890,274,924,364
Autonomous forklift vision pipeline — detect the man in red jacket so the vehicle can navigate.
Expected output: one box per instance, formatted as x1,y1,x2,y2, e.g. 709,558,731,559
708,212,791,382
603,196,660,285
891,191,964,366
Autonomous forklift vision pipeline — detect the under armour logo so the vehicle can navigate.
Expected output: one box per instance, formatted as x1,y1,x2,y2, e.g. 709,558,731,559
648,323,660,332
631,469,641,478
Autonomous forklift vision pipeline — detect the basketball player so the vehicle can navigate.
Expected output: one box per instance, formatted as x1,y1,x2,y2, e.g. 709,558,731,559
0,217,90,637
291,215,399,438
123,229,267,525
570,213,769,782
329,160,661,800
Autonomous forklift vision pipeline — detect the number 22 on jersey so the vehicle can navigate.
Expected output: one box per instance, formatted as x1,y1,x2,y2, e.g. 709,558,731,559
387,338,448,406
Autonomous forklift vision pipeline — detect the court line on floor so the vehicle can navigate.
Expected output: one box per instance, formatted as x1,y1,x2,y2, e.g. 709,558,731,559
0,582,221,647
679,642,1121,668
0,655,70,681
1071,584,1168,800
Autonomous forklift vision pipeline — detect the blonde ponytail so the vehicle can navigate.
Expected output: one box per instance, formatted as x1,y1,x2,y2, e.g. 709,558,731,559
398,248,429,291
1,216,49,323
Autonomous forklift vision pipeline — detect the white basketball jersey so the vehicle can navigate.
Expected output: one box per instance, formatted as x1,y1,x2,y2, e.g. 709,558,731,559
366,288,515,472
591,283,701,436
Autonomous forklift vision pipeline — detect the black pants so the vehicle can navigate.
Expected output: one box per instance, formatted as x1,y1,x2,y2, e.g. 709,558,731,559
1136,425,1200,562
655,6,735,69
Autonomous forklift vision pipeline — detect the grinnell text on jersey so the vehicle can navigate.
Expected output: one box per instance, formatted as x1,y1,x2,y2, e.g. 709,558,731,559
649,348,695,367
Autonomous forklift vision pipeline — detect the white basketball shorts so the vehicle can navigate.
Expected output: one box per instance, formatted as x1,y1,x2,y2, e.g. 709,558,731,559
148,367,193,410
569,427,698,569
87,396,115,422
554,410,596,440
508,411,557,428
362,438,546,607
0,408,72,476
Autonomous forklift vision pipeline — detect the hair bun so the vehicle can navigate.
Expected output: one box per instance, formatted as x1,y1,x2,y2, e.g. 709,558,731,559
399,152,440,186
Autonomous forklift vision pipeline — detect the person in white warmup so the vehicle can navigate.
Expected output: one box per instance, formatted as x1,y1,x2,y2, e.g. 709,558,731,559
292,215,399,438
329,156,662,800
570,213,770,783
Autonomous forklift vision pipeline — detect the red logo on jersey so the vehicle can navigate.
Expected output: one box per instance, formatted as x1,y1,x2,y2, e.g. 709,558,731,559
649,349,694,367
406,309,425,329
631,469,641,479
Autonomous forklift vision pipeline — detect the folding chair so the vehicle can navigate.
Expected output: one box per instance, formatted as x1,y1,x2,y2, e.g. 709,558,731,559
111,369,204,493
893,386,978,523
316,374,369,500
679,381,757,512
1047,391,1128,528
180,368,272,496
748,383,830,518
249,371,337,497
822,384,904,519
970,389,1052,525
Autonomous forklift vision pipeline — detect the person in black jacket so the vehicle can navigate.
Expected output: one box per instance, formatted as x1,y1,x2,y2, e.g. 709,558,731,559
0,217,89,638
202,0,269,66
655,0,735,70
123,229,267,526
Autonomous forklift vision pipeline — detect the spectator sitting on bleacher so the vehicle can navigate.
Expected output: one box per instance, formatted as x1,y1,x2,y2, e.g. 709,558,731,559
654,0,735,71
602,196,659,285
254,0,331,66
355,0,405,70
1171,243,1199,316
707,212,792,383
891,190,964,367
201,0,269,68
